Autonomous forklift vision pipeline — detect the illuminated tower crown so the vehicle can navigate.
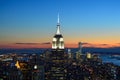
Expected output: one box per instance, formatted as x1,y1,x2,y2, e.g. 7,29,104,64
52,14,64,50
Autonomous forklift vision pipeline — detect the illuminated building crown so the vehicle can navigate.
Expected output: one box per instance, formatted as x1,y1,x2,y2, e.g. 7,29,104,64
52,14,64,49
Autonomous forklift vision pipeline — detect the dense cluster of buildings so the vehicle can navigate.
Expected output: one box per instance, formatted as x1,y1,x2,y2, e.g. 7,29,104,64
0,16,120,80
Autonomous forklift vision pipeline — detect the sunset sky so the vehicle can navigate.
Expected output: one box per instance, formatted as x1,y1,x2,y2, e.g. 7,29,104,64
0,0,120,48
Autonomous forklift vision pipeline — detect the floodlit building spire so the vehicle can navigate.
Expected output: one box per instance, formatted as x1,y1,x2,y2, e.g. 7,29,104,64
56,13,60,35
52,14,64,49
15,61,20,69
57,13,59,24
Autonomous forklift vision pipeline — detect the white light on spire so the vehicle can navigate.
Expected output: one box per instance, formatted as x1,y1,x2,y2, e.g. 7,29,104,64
56,13,60,34
58,13,59,24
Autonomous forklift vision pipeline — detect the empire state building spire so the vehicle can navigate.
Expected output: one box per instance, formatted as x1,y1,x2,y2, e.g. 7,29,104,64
52,14,64,50
57,13,60,24
56,14,60,35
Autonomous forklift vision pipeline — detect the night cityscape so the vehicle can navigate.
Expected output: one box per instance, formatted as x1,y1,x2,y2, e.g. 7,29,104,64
1,0,120,80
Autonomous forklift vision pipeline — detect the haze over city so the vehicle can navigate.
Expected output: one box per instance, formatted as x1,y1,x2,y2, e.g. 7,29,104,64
1,0,120,48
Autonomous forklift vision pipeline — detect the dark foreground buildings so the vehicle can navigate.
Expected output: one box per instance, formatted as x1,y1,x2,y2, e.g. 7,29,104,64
0,15,120,80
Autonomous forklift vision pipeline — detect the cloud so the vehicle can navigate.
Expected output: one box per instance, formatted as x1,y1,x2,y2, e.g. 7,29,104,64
15,42,51,45
100,44,108,46
82,42,93,46
117,43,120,44
15,43,40,45
41,42,51,44
82,42,90,45
81,42,113,48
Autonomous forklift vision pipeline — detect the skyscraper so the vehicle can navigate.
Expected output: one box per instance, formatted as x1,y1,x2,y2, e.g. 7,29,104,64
78,42,82,54
45,14,67,80
76,42,82,60
68,49,72,59
52,14,64,50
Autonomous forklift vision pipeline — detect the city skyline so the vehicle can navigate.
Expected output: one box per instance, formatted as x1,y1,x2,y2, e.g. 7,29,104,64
1,0,120,48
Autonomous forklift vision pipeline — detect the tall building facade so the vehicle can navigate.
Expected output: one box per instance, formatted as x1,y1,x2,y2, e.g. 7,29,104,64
78,42,82,54
45,14,67,80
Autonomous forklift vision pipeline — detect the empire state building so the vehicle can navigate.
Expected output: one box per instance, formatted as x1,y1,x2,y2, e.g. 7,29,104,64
45,15,67,80
52,14,64,50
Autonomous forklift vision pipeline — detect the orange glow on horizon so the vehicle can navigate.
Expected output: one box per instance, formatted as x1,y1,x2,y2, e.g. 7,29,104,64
0,42,120,49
